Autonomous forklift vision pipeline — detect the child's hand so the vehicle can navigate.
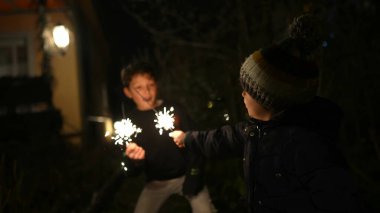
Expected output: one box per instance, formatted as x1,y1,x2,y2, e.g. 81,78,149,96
169,130,186,148
125,142,145,160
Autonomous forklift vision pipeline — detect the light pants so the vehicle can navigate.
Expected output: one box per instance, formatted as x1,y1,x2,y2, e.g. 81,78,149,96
134,176,215,213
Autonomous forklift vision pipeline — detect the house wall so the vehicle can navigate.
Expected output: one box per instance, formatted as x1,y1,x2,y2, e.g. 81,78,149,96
0,11,83,145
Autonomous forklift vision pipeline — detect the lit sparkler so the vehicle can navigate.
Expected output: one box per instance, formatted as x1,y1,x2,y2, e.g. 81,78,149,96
112,118,142,146
111,118,142,172
133,89,175,135
154,106,175,135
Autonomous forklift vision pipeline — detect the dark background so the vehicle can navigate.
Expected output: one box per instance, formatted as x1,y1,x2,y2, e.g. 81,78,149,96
1,0,380,212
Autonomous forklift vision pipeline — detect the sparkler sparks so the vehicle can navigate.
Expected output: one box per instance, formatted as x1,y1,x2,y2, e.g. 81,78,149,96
111,118,142,172
154,107,175,135
112,118,142,146
121,161,128,172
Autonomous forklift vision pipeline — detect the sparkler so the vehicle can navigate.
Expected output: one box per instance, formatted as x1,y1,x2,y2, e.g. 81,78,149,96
112,118,142,146
154,106,175,135
133,88,176,135
111,118,142,172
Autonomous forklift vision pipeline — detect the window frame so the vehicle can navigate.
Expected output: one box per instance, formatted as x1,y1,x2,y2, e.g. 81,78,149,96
0,32,35,77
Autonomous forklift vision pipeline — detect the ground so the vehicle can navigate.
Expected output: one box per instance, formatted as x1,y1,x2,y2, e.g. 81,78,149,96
0,129,244,213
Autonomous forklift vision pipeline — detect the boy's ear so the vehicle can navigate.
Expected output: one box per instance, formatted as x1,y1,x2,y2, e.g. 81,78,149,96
123,87,133,98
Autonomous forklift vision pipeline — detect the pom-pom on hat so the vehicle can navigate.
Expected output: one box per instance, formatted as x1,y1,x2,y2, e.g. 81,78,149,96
240,14,322,112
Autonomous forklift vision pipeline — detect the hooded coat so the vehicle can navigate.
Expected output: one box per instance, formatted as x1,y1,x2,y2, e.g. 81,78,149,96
184,96,365,213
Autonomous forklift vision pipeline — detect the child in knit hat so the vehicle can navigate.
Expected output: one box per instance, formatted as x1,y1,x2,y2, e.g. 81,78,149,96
170,14,368,213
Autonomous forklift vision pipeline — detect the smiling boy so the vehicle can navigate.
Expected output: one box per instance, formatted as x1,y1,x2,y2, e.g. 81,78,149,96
121,61,214,213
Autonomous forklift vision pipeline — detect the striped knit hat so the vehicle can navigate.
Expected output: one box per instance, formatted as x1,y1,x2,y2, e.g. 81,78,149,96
240,14,322,111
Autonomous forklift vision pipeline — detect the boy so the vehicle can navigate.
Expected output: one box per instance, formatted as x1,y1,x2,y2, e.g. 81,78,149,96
121,61,214,213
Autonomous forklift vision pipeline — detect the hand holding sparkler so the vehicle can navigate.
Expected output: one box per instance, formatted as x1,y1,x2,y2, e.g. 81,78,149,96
125,142,145,160
169,130,186,148
111,118,142,172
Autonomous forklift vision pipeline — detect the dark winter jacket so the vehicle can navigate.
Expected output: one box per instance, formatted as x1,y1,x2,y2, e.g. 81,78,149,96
184,96,365,212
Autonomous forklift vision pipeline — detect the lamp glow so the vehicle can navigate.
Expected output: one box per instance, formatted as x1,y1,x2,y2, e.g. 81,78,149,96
52,25,70,48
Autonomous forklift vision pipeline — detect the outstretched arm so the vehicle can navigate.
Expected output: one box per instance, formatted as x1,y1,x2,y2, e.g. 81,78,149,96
169,123,247,158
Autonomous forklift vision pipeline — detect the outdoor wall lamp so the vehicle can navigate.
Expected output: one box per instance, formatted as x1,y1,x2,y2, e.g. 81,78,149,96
52,24,70,49
43,23,71,55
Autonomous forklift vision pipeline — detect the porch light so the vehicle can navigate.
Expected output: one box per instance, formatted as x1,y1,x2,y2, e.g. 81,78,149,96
52,24,70,49
43,23,71,55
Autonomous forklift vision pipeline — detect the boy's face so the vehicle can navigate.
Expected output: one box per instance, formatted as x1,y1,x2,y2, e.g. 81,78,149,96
124,73,158,111
242,91,271,121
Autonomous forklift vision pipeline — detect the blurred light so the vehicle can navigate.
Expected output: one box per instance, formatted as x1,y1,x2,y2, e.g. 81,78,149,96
224,113,230,121
207,101,214,109
104,117,114,138
43,23,71,55
52,25,70,48
121,162,128,171
322,41,328,48
88,116,114,142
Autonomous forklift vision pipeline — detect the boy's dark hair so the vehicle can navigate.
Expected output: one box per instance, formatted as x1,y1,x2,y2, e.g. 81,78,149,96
120,61,158,87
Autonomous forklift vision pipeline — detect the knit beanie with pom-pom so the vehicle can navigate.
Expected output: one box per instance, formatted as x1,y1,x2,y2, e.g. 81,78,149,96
240,14,323,112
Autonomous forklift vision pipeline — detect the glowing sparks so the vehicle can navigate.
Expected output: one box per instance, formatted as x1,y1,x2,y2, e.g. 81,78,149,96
121,161,128,171
112,118,142,172
154,107,175,135
112,118,142,146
